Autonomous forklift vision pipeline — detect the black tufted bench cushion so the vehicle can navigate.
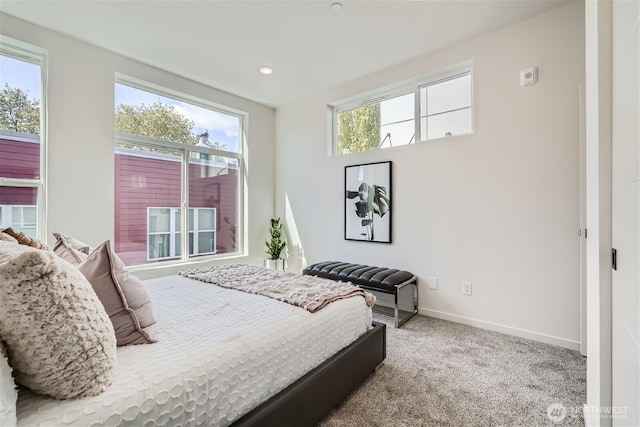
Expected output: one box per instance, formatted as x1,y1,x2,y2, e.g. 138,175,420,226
303,261,418,327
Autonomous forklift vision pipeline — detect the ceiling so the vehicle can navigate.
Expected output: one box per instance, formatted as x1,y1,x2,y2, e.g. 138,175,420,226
1,0,569,108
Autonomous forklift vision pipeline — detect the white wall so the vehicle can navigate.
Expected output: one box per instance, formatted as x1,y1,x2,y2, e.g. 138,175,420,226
0,13,276,278
275,2,585,349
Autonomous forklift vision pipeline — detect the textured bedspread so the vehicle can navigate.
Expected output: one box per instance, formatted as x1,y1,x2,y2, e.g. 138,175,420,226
179,264,375,313
16,274,372,427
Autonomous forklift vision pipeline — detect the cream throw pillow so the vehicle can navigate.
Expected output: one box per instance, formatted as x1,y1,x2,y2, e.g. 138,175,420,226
52,232,93,265
0,341,17,427
0,241,116,399
79,241,157,346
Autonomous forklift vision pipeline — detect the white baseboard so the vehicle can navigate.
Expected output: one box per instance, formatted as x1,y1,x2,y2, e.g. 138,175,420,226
583,404,596,427
419,308,581,351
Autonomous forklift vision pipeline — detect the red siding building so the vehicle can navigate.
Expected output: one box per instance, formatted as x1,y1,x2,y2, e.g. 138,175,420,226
1,133,238,266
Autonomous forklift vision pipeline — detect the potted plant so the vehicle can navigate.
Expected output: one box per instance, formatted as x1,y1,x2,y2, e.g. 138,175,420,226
264,217,286,270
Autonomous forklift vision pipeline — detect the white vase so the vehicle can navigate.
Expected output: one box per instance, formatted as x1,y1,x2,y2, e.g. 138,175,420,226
264,258,285,271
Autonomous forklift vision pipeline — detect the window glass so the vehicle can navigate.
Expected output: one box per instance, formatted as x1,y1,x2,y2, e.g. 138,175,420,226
333,65,472,155
423,73,471,115
0,187,39,237
149,208,171,233
115,83,240,153
420,72,472,140
114,81,242,266
144,207,216,261
198,209,215,231
0,132,40,180
115,145,182,265
336,104,380,155
0,47,44,238
380,93,415,148
336,92,416,154
423,108,473,140
188,153,233,256
10,206,37,235
149,233,171,260
198,231,215,254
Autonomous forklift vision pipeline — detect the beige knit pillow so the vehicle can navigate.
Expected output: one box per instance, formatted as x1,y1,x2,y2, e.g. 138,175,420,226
0,232,17,243
79,240,157,346
2,227,49,251
0,340,17,427
0,241,116,399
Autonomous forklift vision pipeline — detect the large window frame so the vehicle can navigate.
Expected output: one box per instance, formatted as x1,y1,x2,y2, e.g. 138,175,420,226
114,76,246,267
0,38,47,240
330,61,473,156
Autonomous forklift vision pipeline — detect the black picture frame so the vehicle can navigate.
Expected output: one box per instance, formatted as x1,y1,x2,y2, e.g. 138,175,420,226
344,161,392,243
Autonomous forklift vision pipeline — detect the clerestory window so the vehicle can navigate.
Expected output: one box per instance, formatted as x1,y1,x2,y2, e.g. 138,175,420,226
331,63,473,155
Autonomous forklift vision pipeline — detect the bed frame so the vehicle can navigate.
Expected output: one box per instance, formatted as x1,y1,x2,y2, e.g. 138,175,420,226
233,321,386,427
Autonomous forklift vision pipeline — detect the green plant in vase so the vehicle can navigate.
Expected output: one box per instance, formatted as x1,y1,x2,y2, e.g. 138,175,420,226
265,217,286,270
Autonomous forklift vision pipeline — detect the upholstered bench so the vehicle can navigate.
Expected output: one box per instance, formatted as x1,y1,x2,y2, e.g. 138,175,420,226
303,261,418,328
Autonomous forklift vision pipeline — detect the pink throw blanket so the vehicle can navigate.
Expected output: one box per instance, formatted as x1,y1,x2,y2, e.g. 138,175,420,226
179,264,375,313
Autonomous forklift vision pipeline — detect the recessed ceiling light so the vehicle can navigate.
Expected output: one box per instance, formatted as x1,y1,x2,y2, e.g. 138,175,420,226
330,3,342,12
259,66,274,75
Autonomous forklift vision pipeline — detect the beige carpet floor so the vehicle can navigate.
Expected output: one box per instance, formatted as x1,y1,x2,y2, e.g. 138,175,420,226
319,315,586,427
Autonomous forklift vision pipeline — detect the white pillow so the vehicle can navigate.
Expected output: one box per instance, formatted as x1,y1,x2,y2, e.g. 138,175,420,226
0,241,117,399
0,341,17,427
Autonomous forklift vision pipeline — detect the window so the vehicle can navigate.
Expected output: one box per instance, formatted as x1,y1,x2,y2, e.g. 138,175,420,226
114,80,244,266
420,73,472,140
332,64,472,155
147,207,216,261
0,40,46,238
0,204,37,234
12,205,37,233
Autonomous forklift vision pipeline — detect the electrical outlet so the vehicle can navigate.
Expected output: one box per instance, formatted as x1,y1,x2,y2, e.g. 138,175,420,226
462,281,472,296
427,277,438,290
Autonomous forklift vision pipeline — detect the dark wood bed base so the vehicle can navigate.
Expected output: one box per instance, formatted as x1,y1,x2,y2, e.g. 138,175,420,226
232,321,386,427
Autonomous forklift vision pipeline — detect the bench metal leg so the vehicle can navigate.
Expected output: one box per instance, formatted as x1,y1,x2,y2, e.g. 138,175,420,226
394,278,418,328
369,278,418,328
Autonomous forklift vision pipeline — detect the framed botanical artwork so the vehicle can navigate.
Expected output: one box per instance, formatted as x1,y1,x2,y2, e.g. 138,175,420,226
344,161,392,243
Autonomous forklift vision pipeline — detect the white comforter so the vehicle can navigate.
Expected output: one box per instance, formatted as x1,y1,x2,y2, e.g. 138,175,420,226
16,274,372,426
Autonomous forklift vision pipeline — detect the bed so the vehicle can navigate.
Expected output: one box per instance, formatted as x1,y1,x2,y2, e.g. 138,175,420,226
11,268,386,427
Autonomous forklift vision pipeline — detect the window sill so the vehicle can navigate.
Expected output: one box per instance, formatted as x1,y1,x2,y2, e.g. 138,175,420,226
126,251,247,280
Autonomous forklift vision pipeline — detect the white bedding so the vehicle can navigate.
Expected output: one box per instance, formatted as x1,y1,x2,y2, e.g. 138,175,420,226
16,274,372,427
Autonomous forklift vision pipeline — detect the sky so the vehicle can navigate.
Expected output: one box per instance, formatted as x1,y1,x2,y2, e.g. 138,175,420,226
115,83,239,152
377,73,471,147
0,53,239,152
0,55,41,101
